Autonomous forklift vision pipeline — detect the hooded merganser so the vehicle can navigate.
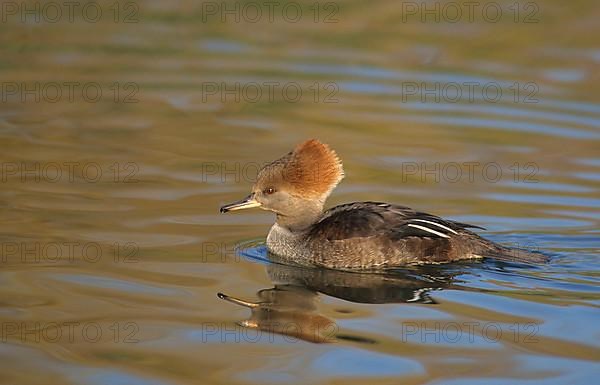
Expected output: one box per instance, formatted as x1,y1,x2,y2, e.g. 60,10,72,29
220,139,548,270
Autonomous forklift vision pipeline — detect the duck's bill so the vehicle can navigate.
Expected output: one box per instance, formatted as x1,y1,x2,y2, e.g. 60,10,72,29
220,195,261,213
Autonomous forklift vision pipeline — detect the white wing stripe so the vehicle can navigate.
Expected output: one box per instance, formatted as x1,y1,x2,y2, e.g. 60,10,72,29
407,224,450,238
410,219,458,234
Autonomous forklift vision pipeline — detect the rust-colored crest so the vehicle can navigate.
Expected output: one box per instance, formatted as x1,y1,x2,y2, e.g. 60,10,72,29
257,139,344,198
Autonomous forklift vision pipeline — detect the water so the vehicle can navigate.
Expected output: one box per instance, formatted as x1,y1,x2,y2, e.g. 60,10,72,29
1,0,599,384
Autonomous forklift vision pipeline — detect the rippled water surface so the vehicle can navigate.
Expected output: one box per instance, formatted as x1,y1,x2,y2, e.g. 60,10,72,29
1,0,599,384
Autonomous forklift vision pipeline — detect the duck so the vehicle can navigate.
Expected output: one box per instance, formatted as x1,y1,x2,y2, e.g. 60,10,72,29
220,139,547,270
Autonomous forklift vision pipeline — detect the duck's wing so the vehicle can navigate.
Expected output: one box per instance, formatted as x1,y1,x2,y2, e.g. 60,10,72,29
308,202,548,265
309,202,482,241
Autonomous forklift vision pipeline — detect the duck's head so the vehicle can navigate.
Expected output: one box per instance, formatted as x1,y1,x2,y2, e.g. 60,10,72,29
220,139,344,229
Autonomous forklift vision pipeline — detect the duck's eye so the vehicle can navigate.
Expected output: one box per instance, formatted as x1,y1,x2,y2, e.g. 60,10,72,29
263,187,275,195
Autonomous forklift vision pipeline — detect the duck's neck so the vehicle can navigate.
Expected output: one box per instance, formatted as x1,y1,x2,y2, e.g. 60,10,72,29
276,200,324,232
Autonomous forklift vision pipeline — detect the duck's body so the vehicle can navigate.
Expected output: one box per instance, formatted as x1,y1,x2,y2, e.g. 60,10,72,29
221,139,547,270
267,201,544,269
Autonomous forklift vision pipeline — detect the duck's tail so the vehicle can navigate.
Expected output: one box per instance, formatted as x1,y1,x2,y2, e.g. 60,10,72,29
484,244,550,264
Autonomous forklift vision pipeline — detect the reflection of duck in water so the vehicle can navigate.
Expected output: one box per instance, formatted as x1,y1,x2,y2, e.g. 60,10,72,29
218,287,336,344
218,262,463,343
220,139,548,270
